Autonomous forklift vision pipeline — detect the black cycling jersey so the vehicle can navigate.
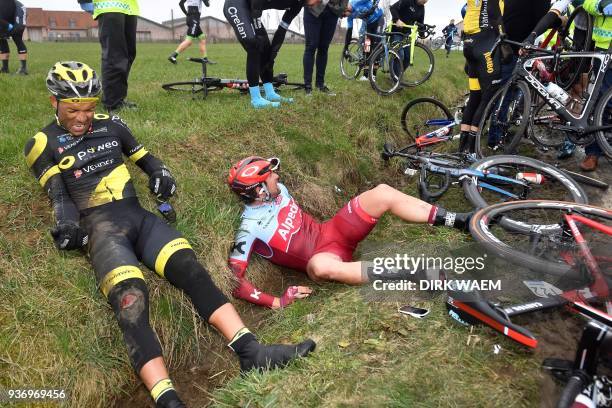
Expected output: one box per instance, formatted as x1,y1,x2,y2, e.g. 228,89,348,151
389,0,424,26
463,0,503,35
24,113,229,373
24,114,165,221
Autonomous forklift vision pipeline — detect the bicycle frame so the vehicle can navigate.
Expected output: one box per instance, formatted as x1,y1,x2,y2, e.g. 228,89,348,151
500,41,612,134
386,149,531,201
473,209,612,348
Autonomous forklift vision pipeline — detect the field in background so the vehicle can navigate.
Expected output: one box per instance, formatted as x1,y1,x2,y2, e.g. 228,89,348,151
0,42,563,407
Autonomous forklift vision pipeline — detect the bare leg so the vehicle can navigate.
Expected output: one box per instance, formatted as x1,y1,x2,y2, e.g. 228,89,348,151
306,252,366,284
208,302,247,341
140,357,170,390
199,38,207,57
357,184,432,221
175,38,193,54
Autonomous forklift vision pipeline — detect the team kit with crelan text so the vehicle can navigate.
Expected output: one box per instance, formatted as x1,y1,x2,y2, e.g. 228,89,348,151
17,0,612,407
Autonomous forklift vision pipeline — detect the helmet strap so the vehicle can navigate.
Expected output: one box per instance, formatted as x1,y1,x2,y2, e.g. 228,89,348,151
255,182,272,202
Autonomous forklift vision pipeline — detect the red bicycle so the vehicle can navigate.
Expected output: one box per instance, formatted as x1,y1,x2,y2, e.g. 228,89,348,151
448,200,611,407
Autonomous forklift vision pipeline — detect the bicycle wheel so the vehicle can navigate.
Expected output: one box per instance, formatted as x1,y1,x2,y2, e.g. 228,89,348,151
369,46,403,95
594,85,612,158
556,6,593,90
476,80,531,157
400,98,455,146
431,37,444,51
469,200,611,276
529,101,567,149
162,80,223,95
398,42,435,87
463,154,588,212
340,39,364,80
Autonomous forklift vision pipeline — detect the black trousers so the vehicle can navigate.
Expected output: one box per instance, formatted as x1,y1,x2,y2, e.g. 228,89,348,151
303,7,338,88
98,13,137,109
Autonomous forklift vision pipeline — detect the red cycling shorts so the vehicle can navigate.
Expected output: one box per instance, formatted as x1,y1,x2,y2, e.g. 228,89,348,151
313,197,378,261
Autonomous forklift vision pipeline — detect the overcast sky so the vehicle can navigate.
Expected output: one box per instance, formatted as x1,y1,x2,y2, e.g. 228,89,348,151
23,0,464,34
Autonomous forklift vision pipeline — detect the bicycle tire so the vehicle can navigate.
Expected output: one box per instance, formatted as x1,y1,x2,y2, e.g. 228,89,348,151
557,6,594,90
556,375,586,408
594,84,612,158
400,97,453,142
340,39,364,80
469,200,611,276
398,42,435,87
431,36,444,51
475,80,531,157
369,46,403,95
161,80,223,94
529,101,567,149
463,154,588,212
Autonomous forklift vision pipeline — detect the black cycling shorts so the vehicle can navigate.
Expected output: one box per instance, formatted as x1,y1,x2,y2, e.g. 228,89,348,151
80,198,186,296
186,8,205,39
463,29,501,91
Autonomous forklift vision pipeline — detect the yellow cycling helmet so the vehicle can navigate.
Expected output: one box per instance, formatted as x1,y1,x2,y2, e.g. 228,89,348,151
46,61,101,102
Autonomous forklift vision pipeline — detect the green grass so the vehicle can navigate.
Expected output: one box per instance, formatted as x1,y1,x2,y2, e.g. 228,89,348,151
0,42,544,407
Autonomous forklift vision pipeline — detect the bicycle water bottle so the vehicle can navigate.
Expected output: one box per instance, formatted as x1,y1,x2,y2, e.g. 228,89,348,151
516,172,546,184
545,82,570,105
365,37,371,53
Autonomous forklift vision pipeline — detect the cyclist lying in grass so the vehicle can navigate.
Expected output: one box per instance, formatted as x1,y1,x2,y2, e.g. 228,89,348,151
227,156,471,308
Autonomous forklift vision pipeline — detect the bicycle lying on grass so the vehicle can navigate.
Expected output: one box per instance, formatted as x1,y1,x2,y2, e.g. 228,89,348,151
448,200,611,407
381,143,587,208
395,97,609,190
162,57,306,98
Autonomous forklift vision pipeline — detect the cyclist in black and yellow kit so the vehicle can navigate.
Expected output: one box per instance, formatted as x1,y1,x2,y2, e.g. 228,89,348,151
458,0,504,153
24,61,315,408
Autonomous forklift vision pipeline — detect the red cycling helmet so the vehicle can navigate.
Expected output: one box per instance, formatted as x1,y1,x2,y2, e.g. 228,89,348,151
228,156,280,202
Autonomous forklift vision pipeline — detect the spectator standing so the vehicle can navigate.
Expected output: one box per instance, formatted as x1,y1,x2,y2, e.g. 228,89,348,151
442,19,457,57
0,0,28,74
303,0,349,95
168,0,210,64
77,0,140,112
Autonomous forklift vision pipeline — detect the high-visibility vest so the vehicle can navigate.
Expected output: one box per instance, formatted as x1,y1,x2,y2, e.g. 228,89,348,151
93,0,140,19
583,0,612,49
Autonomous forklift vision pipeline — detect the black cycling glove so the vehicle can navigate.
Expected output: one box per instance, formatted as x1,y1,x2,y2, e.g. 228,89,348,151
50,221,89,250
149,167,177,200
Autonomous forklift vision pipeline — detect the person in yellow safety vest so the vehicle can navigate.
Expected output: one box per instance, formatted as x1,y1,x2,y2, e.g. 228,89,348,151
580,0,612,170
77,0,140,112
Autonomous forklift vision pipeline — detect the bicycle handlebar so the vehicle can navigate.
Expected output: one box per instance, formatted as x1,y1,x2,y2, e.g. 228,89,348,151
188,57,217,64
489,34,556,56
419,167,451,202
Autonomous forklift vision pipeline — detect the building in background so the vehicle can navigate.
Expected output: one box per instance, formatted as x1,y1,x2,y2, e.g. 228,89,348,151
24,8,173,42
22,8,347,43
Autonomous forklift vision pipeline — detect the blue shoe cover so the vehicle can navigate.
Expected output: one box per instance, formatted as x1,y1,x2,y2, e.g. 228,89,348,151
262,82,293,103
249,86,280,109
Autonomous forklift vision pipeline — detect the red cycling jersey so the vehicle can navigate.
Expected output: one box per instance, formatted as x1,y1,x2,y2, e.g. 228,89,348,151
228,183,377,307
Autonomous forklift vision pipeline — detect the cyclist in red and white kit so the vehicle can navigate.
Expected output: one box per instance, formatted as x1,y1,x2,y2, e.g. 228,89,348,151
227,156,471,309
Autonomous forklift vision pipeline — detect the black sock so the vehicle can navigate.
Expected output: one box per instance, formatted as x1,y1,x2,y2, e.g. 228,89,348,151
458,130,470,152
156,389,183,408
20,59,26,69
228,329,257,356
1,60,8,70
428,206,471,231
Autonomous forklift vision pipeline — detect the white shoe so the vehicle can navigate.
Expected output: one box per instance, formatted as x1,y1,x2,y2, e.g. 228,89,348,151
358,76,368,81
